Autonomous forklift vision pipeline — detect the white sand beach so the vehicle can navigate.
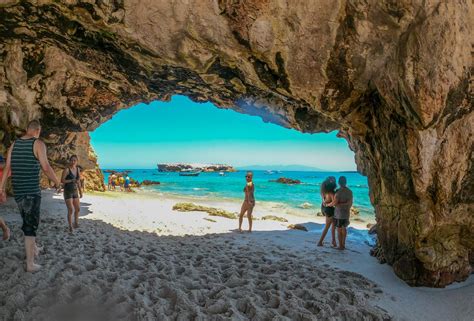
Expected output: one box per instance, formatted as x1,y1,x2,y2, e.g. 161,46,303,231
0,190,472,321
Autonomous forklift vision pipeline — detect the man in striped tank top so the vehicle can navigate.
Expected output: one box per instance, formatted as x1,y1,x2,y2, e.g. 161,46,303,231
0,120,61,272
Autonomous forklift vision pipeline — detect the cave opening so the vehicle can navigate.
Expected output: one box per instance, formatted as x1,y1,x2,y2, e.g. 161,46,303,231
87,95,375,225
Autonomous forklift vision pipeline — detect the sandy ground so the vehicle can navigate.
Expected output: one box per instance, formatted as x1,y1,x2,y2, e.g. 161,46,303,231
0,190,472,321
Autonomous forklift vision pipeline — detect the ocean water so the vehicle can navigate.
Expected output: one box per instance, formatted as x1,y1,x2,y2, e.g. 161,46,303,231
103,170,374,220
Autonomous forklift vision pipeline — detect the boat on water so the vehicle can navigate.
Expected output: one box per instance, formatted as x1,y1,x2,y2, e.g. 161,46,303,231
264,170,274,175
179,170,201,177
219,171,225,176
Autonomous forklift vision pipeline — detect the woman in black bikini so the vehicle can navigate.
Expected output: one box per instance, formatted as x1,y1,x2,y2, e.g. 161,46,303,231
61,155,83,232
317,176,337,247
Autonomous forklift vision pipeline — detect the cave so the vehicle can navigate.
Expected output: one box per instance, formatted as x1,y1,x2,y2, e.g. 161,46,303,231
0,1,472,287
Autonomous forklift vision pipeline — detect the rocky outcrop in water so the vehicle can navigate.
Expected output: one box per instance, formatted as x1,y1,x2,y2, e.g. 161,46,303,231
158,163,236,172
270,177,301,184
0,0,472,287
140,180,160,186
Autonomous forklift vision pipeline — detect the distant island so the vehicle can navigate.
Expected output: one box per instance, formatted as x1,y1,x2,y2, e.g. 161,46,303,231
238,165,327,172
157,163,237,172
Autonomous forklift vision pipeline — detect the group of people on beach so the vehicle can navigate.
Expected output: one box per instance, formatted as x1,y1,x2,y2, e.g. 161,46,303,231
107,173,132,192
238,171,353,250
0,119,353,272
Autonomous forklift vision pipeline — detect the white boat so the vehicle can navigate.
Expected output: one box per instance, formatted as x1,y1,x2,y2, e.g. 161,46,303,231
219,171,225,176
265,170,274,175
179,170,201,177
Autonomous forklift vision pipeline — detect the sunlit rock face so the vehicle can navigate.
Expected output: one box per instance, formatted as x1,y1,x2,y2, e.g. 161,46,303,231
0,0,472,287
40,132,105,191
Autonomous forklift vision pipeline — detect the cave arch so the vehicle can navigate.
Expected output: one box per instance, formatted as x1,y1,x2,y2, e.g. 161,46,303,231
0,0,472,287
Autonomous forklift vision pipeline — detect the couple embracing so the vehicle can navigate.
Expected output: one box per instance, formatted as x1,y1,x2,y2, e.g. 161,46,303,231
317,176,353,250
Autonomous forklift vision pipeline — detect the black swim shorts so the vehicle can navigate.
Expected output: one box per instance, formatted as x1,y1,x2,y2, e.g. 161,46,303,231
16,194,41,237
64,189,79,200
333,218,350,228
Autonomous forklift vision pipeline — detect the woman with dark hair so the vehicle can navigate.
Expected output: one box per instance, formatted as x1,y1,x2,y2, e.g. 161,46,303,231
317,176,337,247
61,155,83,232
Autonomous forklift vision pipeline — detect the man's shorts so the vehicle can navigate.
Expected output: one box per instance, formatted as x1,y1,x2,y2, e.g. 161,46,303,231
16,195,41,237
333,218,350,228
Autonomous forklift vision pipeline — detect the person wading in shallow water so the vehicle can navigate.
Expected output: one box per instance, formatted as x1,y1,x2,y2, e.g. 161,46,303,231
239,171,255,233
0,120,61,272
61,155,83,233
317,176,337,247
327,176,353,250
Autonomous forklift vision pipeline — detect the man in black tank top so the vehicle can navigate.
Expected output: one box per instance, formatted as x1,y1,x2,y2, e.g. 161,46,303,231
0,120,61,272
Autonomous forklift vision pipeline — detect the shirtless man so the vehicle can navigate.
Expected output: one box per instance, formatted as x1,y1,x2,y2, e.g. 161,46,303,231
0,120,61,272
0,156,11,241
327,176,353,250
238,171,255,233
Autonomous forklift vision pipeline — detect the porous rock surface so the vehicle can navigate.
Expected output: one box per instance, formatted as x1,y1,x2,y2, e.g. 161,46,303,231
0,0,472,286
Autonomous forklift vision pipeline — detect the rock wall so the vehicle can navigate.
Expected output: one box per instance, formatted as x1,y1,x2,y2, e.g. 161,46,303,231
0,0,472,287
40,131,105,191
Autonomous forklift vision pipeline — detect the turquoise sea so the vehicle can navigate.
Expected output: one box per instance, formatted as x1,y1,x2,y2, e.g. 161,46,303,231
102,169,374,220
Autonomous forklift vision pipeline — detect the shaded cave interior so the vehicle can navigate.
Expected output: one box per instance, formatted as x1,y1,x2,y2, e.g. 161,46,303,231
0,0,472,289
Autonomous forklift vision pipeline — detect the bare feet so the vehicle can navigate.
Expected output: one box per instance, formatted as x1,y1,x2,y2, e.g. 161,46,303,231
26,263,42,273
238,228,243,233
34,244,43,257
68,225,74,233
248,230,252,233
317,241,323,247
73,222,79,228
2,227,10,241
338,246,345,251
331,242,337,248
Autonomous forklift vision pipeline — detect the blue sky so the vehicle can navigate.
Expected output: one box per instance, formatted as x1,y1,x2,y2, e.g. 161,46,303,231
90,95,356,170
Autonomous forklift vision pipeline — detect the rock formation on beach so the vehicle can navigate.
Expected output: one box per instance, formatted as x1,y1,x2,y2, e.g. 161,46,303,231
0,0,472,287
288,224,308,232
262,215,288,223
39,132,105,191
173,202,238,219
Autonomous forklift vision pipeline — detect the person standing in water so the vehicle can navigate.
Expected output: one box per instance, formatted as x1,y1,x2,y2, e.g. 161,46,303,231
61,155,83,232
0,156,11,241
124,176,131,192
110,174,117,191
0,120,61,272
119,175,125,192
239,171,255,233
317,176,337,247
327,176,353,250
